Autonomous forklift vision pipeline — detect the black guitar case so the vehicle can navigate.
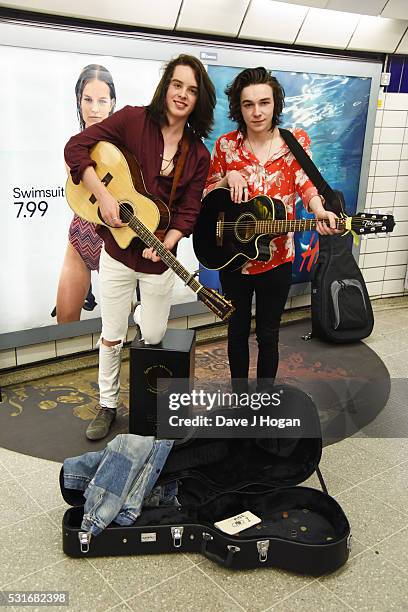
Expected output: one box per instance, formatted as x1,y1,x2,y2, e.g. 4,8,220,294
60,385,351,575
280,129,374,343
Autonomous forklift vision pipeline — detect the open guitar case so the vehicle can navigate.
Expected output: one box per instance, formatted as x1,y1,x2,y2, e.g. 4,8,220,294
60,385,351,575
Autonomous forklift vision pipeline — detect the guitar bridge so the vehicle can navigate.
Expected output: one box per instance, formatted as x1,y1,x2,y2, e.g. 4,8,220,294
216,213,225,247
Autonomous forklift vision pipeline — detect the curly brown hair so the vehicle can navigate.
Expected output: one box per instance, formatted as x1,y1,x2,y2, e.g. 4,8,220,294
225,67,285,135
147,54,215,139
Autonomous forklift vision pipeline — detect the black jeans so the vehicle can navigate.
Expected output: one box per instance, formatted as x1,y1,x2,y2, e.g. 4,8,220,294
220,262,292,392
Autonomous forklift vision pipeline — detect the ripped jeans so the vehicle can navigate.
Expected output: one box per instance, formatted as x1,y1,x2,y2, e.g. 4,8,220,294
98,248,175,408
63,434,176,536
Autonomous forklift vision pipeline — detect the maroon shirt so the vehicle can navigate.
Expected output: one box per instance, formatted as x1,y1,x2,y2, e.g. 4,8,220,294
64,105,210,274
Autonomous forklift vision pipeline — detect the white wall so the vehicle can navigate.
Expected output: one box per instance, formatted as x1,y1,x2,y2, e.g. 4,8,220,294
360,92,408,298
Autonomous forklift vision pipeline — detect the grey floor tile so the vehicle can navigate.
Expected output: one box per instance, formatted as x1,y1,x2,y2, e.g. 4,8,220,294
270,581,351,611
46,504,70,528
350,435,408,466
322,437,366,460
363,335,408,357
0,448,58,478
320,444,396,485
385,379,408,407
302,467,353,496
357,462,408,516
198,559,311,611
89,553,194,600
183,552,206,565
0,513,64,587
335,487,408,547
381,352,408,377
369,316,408,336
0,480,43,527
359,396,408,429
374,526,408,573
4,558,121,612
106,605,132,612
17,462,65,511
319,549,408,611
346,535,368,561
0,460,13,485
355,413,408,439
125,566,243,612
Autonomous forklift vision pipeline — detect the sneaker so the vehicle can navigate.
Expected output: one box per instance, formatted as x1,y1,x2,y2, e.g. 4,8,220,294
133,303,141,328
86,407,116,441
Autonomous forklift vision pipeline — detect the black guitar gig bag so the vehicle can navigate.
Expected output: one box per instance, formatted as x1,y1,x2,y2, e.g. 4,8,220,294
280,129,374,343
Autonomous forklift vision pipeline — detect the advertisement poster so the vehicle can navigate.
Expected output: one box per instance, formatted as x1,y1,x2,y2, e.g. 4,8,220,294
201,65,371,290
0,44,372,337
0,46,200,336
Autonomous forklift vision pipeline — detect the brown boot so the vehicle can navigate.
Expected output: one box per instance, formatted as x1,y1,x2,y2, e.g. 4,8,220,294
86,407,116,441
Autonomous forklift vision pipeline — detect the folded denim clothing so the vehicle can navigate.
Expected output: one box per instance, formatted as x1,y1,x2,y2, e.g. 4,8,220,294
63,434,174,536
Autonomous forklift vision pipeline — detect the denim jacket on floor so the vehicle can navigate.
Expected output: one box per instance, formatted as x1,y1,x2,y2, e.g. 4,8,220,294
63,434,175,536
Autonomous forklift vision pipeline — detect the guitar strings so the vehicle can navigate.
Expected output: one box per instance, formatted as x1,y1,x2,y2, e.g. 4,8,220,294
118,206,390,239
119,207,389,229
213,221,389,229
118,206,391,236
116,206,232,317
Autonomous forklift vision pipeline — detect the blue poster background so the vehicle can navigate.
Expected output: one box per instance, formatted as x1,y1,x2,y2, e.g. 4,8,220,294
200,65,371,290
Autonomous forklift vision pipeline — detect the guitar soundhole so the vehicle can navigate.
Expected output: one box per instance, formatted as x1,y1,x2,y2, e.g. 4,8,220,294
235,214,256,243
118,201,134,224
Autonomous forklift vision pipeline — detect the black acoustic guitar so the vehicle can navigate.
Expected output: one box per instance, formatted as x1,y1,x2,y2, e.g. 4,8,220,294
193,188,395,271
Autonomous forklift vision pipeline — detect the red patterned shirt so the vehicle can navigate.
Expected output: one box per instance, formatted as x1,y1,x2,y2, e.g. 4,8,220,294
204,127,319,274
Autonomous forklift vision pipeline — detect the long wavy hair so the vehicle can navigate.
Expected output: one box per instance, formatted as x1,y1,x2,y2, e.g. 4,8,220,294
225,67,285,135
75,64,116,131
147,54,215,139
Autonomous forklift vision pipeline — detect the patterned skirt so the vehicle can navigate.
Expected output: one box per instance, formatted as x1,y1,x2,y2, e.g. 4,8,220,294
68,214,103,271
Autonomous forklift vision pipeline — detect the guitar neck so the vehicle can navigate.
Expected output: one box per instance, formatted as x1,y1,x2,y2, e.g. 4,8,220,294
257,218,346,233
128,215,202,292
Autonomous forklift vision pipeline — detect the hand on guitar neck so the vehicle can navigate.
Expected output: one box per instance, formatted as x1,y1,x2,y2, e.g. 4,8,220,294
308,196,340,236
142,229,183,262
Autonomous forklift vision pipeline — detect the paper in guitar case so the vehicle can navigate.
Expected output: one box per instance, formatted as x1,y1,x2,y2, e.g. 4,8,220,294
60,385,351,575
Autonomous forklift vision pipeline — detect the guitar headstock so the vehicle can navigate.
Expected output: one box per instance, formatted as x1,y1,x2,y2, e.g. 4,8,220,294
351,212,396,235
198,287,235,321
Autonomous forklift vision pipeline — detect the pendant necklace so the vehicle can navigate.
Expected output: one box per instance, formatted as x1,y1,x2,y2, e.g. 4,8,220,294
247,133,274,165
160,154,175,176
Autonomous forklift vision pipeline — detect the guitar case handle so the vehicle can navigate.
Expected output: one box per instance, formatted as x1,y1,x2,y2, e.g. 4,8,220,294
201,532,240,567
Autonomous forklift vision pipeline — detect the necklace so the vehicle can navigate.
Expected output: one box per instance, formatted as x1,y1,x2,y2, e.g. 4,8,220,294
247,134,274,165
160,154,175,176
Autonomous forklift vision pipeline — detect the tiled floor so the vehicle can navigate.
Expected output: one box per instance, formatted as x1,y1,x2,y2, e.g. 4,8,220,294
1,304,408,611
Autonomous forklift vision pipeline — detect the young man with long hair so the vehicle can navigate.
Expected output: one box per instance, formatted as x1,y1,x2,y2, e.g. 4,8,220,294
65,55,216,440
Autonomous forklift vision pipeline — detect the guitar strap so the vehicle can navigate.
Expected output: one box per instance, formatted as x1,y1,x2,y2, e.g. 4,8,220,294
168,133,190,210
279,128,344,215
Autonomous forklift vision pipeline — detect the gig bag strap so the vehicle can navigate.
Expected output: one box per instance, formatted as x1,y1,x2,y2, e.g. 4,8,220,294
169,133,190,210
279,128,337,205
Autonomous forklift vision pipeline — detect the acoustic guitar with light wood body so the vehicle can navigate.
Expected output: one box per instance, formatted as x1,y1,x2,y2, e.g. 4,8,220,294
65,141,234,321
